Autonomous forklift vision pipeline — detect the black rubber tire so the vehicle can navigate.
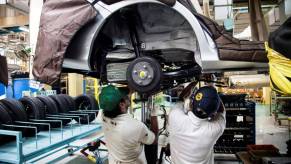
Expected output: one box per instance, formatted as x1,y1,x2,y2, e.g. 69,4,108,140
36,96,64,128
19,97,43,120
75,95,99,111
127,57,162,94
58,94,77,125
36,96,58,115
59,94,76,111
49,95,71,125
0,102,13,132
0,117,14,145
0,102,13,127
74,95,99,124
0,103,17,143
0,104,15,142
31,97,46,119
49,95,69,113
19,97,47,131
0,98,38,137
1,98,27,122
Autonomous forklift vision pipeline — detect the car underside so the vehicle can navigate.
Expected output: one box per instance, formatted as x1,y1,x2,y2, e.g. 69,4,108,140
34,0,268,94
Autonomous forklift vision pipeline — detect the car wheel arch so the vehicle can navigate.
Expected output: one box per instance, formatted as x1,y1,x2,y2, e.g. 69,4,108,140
64,1,210,76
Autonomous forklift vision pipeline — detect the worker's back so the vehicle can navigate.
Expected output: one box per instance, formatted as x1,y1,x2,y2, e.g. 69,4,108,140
169,103,226,164
102,113,155,164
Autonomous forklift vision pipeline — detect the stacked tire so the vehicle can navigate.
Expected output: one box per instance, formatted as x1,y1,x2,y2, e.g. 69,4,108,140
0,102,13,129
36,96,58,115
40,94,99,125
19,97,49,130
48,95,72,125
19,97,46,120
0,102,14,142
0,94,99,138
0,98,33,137
74,95,99,124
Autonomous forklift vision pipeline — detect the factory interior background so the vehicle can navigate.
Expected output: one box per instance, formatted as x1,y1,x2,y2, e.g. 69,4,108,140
0,0,291,164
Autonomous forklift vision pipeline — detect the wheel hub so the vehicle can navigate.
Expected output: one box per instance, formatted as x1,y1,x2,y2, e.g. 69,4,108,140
139,70,147,79
132,62,154,86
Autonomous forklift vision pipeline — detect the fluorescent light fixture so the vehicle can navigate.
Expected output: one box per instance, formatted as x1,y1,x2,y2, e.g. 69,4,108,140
0,0,6,5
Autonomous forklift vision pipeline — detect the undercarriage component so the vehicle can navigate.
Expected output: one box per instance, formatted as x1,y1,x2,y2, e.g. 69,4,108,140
107,62,130,82
127,57,162,94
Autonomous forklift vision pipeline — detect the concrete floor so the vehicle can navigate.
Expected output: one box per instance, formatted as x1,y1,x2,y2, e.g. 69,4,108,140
39,104,289,164
256,104,289,153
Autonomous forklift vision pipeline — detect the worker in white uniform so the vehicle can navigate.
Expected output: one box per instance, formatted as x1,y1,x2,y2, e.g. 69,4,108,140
169,84,226,164
99,85,159,164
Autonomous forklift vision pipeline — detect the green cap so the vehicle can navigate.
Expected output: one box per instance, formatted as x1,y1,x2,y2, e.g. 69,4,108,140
99,85,129,112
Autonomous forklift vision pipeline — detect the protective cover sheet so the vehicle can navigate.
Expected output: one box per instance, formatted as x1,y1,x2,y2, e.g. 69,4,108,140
102,0,176,6
194,13,267,62
32,0,97,85
0,56,8,86
178,0,268,63
269,17,291,60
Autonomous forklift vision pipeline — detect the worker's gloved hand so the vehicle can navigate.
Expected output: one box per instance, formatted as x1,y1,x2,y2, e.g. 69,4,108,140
151,104,160,117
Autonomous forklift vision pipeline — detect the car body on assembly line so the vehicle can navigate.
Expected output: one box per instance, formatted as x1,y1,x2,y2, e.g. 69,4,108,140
33,0,268,95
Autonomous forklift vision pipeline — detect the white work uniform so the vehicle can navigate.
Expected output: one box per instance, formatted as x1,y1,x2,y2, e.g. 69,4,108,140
102,113,155,164
168,103,226,164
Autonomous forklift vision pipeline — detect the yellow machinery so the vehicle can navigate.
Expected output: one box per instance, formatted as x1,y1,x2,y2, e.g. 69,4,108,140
266,43,291,95
85,77,100,103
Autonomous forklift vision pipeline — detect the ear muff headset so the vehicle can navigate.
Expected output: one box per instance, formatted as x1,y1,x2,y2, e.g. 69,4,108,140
190,86,220,120
190,88,209,119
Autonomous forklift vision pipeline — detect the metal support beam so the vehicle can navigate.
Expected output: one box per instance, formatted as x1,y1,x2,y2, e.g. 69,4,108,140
203,0,211,18
189,0,203,15
141,101,146,123
248,0,268,41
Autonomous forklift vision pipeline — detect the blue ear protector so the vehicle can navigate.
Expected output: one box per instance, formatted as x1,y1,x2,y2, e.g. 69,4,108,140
190,87,208,119
190,87,198,100
190,87,216,120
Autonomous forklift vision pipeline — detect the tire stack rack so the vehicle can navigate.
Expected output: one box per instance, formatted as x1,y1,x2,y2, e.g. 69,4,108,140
214,94,256,161
0,94,105,164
